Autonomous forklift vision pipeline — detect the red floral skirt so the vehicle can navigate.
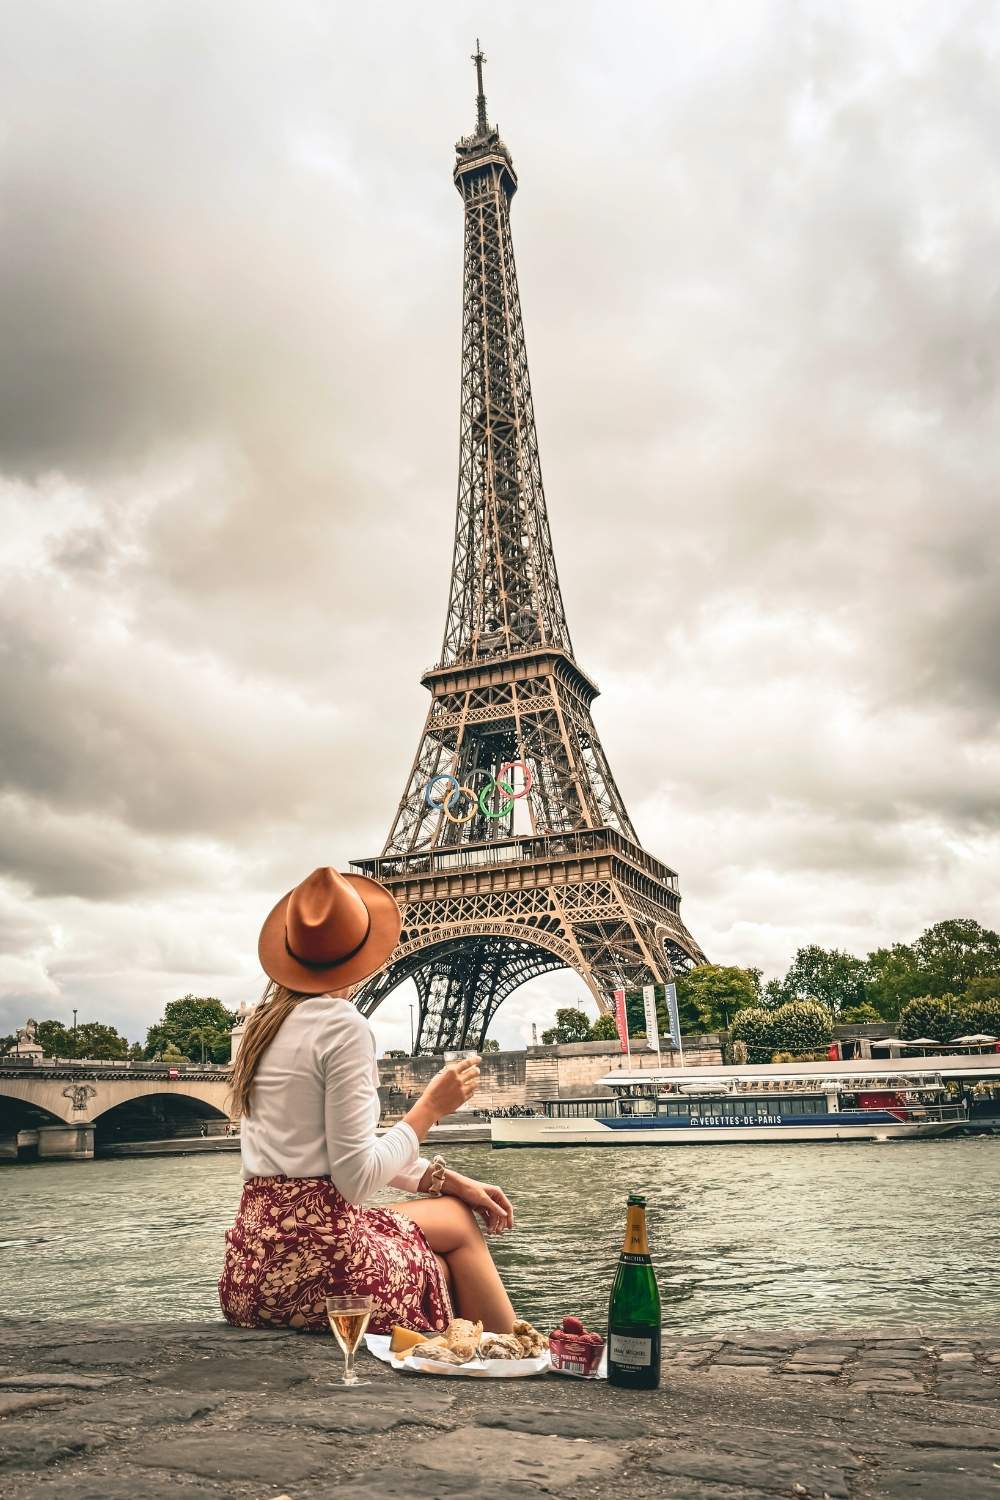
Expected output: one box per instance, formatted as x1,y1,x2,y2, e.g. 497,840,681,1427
218,1175,452,1334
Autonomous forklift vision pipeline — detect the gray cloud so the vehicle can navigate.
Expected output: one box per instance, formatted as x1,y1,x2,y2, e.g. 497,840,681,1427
1,1,998,1048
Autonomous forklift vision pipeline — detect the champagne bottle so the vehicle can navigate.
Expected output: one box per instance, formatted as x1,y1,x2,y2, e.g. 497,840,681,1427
607,1192,661,1389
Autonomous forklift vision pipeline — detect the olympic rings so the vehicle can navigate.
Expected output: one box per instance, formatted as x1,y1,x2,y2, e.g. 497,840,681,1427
422,760,533,825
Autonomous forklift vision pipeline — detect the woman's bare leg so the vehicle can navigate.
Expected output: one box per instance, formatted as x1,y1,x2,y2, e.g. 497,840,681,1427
390,1197,516,1332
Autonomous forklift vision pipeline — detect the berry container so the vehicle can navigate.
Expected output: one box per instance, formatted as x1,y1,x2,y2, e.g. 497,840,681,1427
548,1329,605,1378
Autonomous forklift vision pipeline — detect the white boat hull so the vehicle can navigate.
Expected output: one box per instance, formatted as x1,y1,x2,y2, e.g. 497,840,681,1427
490,1117,959,1148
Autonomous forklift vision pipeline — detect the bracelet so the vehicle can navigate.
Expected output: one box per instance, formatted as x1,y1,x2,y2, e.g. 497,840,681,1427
427,1155,447,1196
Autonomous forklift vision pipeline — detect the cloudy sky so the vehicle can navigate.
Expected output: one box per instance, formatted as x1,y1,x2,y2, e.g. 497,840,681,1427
1,0,998,1053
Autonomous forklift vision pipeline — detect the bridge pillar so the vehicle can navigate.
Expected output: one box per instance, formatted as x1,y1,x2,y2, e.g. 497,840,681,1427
37,1123,95,1161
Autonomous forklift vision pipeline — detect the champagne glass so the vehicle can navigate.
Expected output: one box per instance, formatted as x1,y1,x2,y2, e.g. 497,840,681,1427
326,1294,373,1386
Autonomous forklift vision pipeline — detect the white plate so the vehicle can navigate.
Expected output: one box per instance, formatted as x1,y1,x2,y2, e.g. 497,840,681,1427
365,1332,550,1379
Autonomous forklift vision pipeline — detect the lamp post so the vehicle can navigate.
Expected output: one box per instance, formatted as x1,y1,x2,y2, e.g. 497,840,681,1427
72,1009,78,1056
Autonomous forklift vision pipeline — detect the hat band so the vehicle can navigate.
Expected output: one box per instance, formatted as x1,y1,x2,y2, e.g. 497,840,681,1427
284,909,372,970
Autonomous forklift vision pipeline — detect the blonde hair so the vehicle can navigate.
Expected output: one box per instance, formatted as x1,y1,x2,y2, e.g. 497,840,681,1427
229,980,311,1118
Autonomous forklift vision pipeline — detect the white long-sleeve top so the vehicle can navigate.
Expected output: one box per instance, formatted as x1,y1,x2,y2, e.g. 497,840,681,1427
239,996,430,1202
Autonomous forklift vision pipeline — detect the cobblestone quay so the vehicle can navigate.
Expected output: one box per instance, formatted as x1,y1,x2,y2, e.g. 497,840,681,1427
1,1320,998,1499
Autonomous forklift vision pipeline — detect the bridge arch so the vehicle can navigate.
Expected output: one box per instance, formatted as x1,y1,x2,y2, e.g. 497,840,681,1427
0,1074,233,1127
94,1091,230,1149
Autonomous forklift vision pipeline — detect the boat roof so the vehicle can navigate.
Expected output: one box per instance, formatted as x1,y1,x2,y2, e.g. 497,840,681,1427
600,1053,1000,1087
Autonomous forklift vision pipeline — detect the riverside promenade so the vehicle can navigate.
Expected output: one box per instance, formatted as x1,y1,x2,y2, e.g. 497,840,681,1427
1,1320,998,1498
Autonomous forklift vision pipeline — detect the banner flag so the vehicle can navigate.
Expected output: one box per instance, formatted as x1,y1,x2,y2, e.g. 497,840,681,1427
642,984,660,1052
612,988,630,1056
665,981,682,1057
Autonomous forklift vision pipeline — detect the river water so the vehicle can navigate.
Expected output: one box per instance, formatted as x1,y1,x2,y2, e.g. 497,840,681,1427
3,1138,997,1334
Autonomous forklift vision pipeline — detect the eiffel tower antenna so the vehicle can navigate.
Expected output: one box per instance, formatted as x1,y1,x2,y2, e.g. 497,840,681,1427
352,57,706,1052
472,39,489,135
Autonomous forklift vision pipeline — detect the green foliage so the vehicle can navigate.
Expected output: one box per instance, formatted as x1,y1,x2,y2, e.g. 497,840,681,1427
783,946,866,1017
676,965,761,1032
862,945,924,1017
958,988,1000,1037
760,978,791,1009
159,1042,189,1063
730,1000,832,1063
763,920,1000,1025
838,1003,882,1024
964,976,1000,1004
0,1033,16,1056
773,999,833,1053
36,1020,75,1057
481,1039,500,1053
76,1022,129,1059
540,1007,593,1045
589,1013,621,1041
30,1019,129,1059
729,1008,778,1065
898,994,961,1042
910,919,1000,998
144,995,235,1064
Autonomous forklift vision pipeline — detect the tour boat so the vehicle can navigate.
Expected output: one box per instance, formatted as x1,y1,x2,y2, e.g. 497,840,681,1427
489,1062,967,1148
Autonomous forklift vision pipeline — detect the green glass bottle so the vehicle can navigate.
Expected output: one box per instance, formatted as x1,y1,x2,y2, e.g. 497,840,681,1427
607,1192,661,1389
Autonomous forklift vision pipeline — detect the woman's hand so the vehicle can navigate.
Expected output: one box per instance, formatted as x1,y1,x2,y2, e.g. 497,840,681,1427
419,1057,481,1120
445,1171,514,1235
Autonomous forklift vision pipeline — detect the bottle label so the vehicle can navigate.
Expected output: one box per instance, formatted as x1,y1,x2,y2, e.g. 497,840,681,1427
618,1253,651,1265
609,1333,652,1366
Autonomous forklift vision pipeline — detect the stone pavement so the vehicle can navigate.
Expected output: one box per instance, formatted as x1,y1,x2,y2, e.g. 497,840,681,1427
1,1320,999,1499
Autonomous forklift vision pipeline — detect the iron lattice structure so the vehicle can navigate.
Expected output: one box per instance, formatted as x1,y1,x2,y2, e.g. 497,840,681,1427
353,49,706,1051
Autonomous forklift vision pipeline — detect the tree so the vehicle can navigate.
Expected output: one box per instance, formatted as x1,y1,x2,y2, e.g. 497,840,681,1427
760,977,791,1009
861,944,923,1019
540,1008,593,1045
0,1034,15,1056
782,946,866,1017
838,1003,881,1025
898,995,961,1042
72,1022,128,1060
730,1000,832,1064
145,996,236,1064
958,996,1000,1037
187,1025,228,1065
36,1020,76,1058
729,1008,778,1065
959,979,1000,1037
589,1013,621,1042
481,1039,500,1053
911,919,1000,998
773,1000,832,1055
676,965,761,1032
128,1042,145,1061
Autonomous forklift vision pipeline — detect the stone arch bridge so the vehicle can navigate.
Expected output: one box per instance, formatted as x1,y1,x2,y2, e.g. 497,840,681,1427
0,1064,234,1161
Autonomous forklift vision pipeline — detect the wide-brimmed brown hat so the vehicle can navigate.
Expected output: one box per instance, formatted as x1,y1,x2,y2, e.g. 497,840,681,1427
258,866,402,994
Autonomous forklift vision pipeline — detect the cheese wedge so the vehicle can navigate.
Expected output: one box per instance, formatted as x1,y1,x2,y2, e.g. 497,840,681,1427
389,1325,429,1356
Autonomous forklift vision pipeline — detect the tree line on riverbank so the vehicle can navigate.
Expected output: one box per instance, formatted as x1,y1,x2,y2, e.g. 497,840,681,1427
0,995,235,1064
540,917,1000,1061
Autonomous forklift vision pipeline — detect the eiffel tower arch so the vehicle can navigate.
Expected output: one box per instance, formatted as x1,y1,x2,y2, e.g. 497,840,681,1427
352,46,706,1052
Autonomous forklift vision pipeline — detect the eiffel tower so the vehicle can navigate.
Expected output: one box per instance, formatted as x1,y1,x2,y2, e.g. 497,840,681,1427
352,46,705,1052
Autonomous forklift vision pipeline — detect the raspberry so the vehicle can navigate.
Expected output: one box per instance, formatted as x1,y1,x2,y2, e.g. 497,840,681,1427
562,1316,585,1334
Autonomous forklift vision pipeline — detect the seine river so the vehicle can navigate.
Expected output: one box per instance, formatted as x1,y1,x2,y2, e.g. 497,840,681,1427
3,1138,998,1333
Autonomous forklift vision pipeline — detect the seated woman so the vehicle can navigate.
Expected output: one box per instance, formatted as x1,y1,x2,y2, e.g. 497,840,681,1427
219,865,516,1335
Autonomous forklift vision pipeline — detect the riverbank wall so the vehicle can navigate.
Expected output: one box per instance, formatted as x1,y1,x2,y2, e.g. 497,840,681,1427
2,1317,998,1498
377,1035,723,1116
